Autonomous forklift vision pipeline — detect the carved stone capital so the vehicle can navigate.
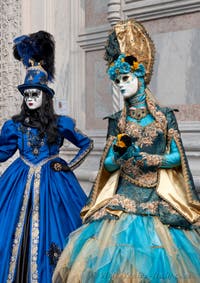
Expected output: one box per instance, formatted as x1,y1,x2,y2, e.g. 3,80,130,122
107,0,122,26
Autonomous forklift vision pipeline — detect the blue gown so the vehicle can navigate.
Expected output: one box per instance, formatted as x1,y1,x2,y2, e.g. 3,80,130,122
53,103,200,282
0,115,93,283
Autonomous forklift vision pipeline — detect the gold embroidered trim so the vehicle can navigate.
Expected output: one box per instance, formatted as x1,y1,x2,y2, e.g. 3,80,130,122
128,107,149,120
121,170,157,188
7,155,58,283
69,137,93,171
31,166,40,282
167,128,175,151
121,157,158,188
20,154,59,167
7,170,32,282
125,121,162,148
171,130,200,207
117,89,167,144
146,89,167,135
89,194,179,222
140,152,163,167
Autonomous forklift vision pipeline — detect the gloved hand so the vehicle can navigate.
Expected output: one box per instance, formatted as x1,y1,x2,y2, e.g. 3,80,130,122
104,134,140,171
135,152,163,168
50,161,71,172
113,134,132,156
112,134,140,165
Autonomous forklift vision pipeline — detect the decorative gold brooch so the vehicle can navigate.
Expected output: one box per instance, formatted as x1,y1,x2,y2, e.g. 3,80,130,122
128,107,148,120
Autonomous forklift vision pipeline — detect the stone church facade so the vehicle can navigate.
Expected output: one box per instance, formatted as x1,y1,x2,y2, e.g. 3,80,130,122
0,0,200,195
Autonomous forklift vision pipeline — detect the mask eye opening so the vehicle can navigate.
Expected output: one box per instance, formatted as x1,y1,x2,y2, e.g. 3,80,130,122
122,75,129,82
32,92,39,97
24,93,29,99
23,89,42,99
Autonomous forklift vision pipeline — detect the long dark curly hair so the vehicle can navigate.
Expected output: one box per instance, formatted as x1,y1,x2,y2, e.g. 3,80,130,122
12,92,59,145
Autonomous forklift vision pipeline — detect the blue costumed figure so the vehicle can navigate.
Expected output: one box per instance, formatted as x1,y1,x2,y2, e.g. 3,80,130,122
53,19,200,282
0,31,93,283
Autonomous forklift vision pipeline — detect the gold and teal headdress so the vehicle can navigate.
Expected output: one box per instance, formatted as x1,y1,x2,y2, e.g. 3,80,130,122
105,19,155,84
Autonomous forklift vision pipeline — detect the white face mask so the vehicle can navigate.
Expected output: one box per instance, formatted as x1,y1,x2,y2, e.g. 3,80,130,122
24,89,43,110
114,73,138,98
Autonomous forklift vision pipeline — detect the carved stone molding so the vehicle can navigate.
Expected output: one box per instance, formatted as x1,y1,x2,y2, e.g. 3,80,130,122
0,0,22,173
78,25,110,51
178,122,200,178
124,0,200,21
107,0,122,25
179,122,200,152
21,0,55,34
0,0,22,125
43,0,55,34
112,82,122,112
68,0,86,129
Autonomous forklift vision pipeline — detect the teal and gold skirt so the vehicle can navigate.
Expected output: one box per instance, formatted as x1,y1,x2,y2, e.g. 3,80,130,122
53,214,200,283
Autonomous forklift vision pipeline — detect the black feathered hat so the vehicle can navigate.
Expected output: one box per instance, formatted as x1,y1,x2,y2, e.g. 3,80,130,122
13,30,55,97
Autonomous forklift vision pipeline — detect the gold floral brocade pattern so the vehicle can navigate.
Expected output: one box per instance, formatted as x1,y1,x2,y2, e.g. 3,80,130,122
121,158,158,188
116,90,168,188
121,119,164,188
89,194,180,222
125,120,162,148
141,152,163,167
7,170,32,282
118,89,167,144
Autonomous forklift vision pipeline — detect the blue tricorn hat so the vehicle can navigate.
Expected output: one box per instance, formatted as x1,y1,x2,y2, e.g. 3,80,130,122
18,62,55,97
13,31,55,96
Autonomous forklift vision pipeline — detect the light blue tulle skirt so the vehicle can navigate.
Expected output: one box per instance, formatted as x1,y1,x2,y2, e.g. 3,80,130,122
53,213,200,283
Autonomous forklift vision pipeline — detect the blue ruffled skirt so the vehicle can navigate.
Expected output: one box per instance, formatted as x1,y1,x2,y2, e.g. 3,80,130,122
53,213,200,282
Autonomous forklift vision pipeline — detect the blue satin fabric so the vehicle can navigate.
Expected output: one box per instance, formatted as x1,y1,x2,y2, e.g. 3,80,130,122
0,116,91,283
62,214,200,282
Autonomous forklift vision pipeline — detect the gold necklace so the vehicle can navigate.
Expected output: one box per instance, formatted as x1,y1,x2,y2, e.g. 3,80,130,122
128,107,149,120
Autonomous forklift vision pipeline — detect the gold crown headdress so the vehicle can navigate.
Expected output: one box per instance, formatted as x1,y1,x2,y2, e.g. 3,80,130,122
105,19,155,84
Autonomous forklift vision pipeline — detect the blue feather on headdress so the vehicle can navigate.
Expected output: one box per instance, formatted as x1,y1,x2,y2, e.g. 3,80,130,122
13,31,55,82
13,35,35,68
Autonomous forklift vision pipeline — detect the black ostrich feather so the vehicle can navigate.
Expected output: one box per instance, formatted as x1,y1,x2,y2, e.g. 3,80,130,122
104,30,121,65
13,30,55,81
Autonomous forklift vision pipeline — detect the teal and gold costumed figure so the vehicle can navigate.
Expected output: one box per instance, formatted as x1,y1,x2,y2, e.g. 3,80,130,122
0,31,93,282
53,20,200,282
